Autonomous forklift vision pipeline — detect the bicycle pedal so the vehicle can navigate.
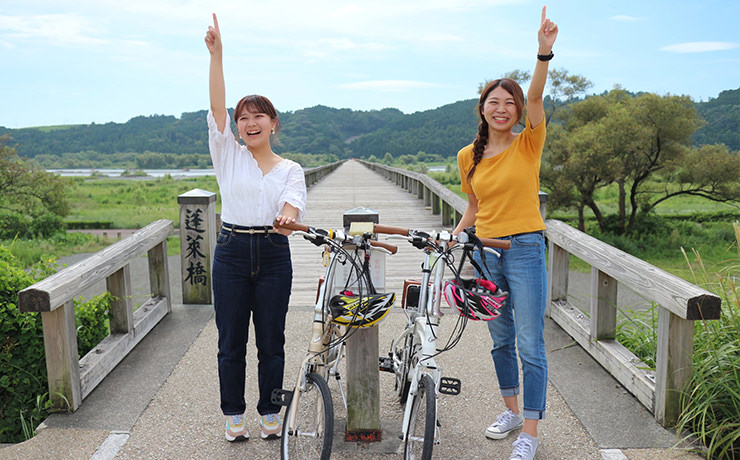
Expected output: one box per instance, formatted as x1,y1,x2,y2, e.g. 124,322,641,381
271,388,293,406
379,356,394,373
439,377,461,395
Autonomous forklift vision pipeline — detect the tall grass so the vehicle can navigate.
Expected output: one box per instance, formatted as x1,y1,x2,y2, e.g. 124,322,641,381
674,222,740,459
617,222,740,459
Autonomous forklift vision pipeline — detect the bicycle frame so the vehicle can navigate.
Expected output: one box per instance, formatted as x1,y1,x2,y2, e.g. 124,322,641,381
376,225,510,459
284,237,349,435
398,244,447,446
275,221,397,460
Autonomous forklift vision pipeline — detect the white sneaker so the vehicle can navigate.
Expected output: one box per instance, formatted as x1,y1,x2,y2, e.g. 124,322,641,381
225,414,249,441
260,413,282,439
485,409,524,440
510,432,538,460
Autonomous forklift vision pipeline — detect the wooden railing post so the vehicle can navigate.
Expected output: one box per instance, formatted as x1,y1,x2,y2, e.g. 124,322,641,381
41,300,81,411
148,241,172,313
177,189,217,305
107,265,134,334
655,310,695,426
590,268,617,340
342,207,383,442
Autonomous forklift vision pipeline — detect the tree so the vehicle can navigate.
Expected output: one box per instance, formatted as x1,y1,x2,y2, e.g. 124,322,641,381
541,89,740,234
0,135,69,232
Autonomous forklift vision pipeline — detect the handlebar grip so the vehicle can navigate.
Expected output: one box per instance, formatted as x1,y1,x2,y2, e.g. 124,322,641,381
369,240,398,255
478,237,511,250
272,219,309,232
372,223,409,236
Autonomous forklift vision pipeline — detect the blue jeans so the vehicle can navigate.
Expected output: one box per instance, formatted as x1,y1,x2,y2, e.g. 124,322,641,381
473,231,548,420
213,227,292,416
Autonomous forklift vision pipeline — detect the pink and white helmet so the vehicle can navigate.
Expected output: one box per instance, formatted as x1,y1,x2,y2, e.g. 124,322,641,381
443,278,507,321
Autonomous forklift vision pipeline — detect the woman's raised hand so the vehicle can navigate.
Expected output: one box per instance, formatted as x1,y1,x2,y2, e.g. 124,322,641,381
538,6,558,52
205,13,222,55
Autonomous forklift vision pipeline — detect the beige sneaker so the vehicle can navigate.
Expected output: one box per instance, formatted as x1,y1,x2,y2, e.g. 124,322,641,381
260,413,282,439
225,414,249,441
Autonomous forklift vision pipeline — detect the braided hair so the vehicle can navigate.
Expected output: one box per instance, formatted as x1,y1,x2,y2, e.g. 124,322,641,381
467,78,525,184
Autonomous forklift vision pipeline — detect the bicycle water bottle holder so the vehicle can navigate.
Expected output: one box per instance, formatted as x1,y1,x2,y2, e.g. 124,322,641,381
271,388,293,406
439,377,461,395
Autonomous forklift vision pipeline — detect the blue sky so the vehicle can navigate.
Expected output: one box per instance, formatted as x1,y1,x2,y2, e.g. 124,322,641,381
1,0,739,128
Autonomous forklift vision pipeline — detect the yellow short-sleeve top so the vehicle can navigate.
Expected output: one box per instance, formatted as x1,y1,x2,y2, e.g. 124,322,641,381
457,117,546,239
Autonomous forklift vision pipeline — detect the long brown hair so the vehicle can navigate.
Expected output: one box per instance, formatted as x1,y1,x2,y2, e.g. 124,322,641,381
466,78,524,184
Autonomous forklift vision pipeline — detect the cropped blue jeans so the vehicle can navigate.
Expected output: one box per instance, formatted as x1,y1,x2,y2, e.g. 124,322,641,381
212,226,292,416
473,230,548,420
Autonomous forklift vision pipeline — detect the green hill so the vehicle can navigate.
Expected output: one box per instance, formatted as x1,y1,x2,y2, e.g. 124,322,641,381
1,87,737,168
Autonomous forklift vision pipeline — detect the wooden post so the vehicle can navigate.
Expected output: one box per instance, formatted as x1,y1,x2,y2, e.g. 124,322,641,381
655,310,695,426
177,189,217,304
107,265,134,334
148,241,172,313
590,268,617,340
41,300,81,411
431,193,441,215
342,208,383,442
546,242,569,317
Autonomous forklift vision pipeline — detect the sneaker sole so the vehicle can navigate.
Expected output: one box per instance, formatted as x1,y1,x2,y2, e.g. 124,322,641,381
485,423,523,440
225,432,250,442
260,432,281,440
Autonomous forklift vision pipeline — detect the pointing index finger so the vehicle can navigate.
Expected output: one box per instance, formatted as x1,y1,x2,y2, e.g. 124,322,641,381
541,5,546,23
212,13,220,33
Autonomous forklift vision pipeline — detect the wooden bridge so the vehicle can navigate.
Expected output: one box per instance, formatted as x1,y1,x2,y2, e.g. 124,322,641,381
11,159,720,459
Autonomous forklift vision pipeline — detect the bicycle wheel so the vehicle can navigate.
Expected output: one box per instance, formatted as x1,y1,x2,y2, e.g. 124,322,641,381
403,373,436,460
281,372,334,460
395,333,414,403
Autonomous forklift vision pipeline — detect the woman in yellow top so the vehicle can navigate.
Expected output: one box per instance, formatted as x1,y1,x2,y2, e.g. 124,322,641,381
452,6,558,460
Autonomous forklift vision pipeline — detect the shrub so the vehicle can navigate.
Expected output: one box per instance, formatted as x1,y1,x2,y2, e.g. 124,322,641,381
0,212,66,240
0,246,114,443
0,246,53,443
75,293,113,357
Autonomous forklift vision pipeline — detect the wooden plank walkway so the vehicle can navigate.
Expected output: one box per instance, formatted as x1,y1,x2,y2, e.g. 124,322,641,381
289,159,452,308
5,159,698,460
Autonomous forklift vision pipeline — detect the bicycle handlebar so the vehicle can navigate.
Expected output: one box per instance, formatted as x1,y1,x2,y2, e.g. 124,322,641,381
372,224,511,250
273,219,398,255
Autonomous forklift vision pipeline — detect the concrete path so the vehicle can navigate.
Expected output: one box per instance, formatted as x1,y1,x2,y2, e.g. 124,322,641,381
2,161,702,460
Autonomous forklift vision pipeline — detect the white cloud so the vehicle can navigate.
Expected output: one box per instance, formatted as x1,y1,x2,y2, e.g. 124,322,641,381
661,41,740,53
339,80,444,92
610,15,646,21
0,13,110,46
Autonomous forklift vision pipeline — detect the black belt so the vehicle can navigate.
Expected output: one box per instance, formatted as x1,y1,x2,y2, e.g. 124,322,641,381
222,223,276,234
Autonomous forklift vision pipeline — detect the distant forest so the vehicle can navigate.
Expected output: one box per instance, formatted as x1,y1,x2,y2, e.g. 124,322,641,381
1,87,738,169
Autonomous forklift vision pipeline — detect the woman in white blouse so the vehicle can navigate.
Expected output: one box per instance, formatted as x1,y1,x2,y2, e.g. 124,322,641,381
205,13,307,442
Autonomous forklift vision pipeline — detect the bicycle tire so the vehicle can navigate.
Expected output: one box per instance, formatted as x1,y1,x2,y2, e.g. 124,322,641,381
281,372,334,460
403,373,436,460
395,333,414,403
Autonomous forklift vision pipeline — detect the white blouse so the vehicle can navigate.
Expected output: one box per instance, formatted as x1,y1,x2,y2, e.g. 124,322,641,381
207,110,306,226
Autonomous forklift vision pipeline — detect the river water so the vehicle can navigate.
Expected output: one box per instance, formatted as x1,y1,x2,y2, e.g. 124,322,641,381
47,168,215,179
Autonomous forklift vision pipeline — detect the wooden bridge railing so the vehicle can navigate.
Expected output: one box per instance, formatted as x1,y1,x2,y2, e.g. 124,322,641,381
18,220,173,411
15,161,346,413
358,160,547,227
358,160,722,427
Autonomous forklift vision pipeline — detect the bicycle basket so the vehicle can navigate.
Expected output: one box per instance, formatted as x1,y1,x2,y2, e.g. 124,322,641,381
443,278,507,321
329,292,395,327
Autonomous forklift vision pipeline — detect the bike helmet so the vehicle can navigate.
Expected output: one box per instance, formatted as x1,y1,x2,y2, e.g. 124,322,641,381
329,291,395,327
443,278,507,321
